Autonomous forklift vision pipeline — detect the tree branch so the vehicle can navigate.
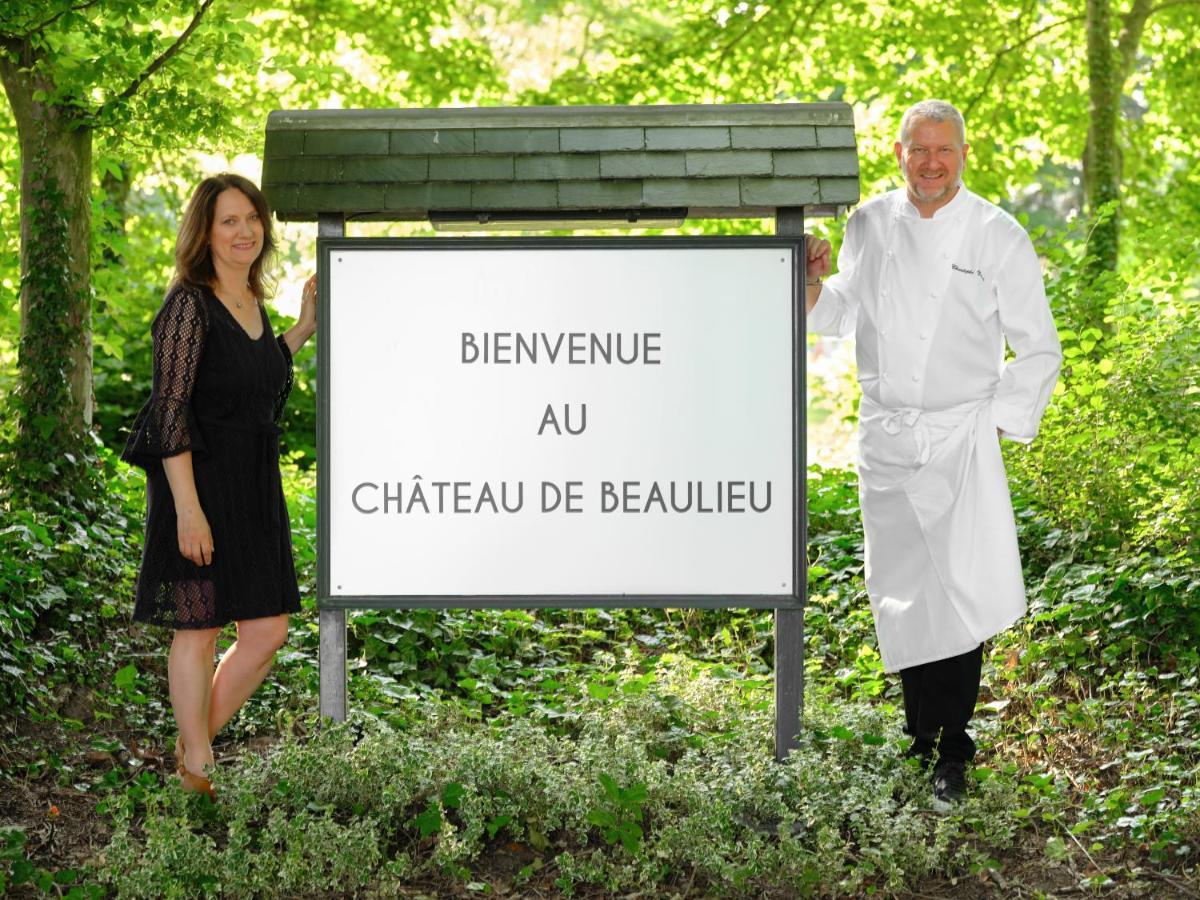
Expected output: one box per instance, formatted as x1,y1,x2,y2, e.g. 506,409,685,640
577,14,596,64
964,0,1038,120
1120,0,1200,80
715,4,781,70
1117,0,1153,82
770,0,831,95
93,0,214,123
1145,0,1200,14
963,10,1088,118
16,0,103,41
777,0,829,60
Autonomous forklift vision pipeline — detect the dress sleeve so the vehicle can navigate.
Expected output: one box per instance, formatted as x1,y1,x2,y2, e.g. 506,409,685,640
273,335,294,424
991,231,1062,443
121,287,210,469
807,209,864,337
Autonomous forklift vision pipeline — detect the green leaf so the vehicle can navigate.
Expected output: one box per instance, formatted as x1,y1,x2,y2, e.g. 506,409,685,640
1045,836,1069,861
587,681,613,700
441,782,465,810
113,664,137,690
412,802,441,838
11,858,34,885
620,784,647,808
1139,787,1166,807
485,814,512,839
617,820,643,852
587,808,616,828
598,773,619,800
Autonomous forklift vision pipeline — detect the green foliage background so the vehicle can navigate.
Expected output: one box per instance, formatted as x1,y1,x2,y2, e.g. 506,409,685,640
0,0,1197,895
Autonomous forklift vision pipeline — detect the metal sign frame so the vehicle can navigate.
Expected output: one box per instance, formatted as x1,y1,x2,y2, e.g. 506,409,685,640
316,235,804,612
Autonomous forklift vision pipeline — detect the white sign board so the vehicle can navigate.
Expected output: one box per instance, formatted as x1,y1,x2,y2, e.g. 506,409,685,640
322,239,799,601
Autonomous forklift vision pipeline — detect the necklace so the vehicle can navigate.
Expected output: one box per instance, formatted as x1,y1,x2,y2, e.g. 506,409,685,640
215,283,253,310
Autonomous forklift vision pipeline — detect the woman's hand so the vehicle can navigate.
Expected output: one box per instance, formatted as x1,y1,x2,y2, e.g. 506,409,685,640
284,274,318,355
298,274,317,334
177,503,214,566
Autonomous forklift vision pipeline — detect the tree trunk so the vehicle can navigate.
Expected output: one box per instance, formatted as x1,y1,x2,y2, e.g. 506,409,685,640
1083,0,1120,280
0,60,94,444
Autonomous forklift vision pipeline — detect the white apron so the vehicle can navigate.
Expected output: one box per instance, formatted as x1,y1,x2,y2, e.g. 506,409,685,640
858,394,1025,672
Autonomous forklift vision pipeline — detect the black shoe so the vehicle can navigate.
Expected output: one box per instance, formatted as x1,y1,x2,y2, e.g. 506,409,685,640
932,758,967,813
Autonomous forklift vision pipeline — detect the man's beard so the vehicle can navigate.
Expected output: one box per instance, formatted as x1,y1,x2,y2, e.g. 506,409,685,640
908,176,952,203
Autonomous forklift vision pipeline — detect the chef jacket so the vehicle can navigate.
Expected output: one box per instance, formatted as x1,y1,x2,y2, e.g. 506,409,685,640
808,185,1061,672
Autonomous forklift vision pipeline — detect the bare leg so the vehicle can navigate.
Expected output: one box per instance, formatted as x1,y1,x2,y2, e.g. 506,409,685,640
169,628,221,775
207,614,290,739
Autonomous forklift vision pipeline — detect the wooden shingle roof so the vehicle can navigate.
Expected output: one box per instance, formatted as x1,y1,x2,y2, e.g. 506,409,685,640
262,103,859,222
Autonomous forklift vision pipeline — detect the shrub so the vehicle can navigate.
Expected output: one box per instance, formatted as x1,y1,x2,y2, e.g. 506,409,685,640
1007,226,1198,558
0,438,144,728
1002,226,1200,669
99,665,1030,897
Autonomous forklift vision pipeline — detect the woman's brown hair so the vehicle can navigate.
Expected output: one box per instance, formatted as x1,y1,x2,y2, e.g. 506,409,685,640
172,173,277,300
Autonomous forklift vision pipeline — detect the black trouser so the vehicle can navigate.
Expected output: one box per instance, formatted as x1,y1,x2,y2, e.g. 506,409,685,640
899,643,984,764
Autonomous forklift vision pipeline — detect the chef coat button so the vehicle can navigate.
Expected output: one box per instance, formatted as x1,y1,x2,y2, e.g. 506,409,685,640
880,329,887,337
911,374,921,382
929,291,937,298
919,332,928,340
886,250,894,259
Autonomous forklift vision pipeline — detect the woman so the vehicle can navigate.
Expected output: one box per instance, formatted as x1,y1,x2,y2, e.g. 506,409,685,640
122,173,316,799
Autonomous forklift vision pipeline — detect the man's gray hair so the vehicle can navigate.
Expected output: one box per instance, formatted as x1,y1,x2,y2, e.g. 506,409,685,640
898,100,966,146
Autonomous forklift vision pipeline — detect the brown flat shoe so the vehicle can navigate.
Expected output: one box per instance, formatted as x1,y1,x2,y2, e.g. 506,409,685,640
179,768,216,802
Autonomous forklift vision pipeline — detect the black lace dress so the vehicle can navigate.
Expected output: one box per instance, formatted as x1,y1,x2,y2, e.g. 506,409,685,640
122,284,301,629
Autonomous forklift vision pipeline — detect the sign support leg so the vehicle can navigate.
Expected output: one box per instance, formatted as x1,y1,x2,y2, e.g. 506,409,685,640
319,608,348,720
774,608,804,759
775,206,806,761
317,212,347,722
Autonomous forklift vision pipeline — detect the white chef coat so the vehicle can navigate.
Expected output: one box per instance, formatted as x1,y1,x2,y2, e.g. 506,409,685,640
808,185,1061,672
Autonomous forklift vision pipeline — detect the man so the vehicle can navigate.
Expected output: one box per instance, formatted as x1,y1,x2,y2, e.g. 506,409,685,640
803,99,1061,811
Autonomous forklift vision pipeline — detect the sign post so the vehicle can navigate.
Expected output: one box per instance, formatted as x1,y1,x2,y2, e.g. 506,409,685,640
262,102,861,759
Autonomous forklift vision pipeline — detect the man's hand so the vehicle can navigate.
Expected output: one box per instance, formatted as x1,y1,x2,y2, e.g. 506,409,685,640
805,235,832,280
